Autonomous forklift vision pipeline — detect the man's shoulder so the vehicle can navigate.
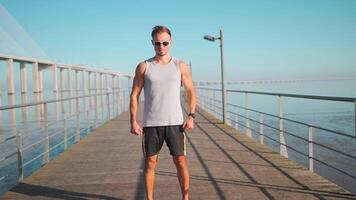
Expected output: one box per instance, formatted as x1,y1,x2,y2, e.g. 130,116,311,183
140,57,155,65
137,58,155,68
137,61,146,67
173,58,190,76
135,61,147,75
173,58,187,67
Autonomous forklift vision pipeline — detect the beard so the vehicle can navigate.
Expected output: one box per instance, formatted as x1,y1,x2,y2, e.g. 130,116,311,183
157,51,167,57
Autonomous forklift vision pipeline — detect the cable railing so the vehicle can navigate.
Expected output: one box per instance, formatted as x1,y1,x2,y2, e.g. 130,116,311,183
0,54,134,195
195,86,356,193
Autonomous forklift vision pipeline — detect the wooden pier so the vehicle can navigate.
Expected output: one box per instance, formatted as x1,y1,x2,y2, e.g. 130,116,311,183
1,102,355,200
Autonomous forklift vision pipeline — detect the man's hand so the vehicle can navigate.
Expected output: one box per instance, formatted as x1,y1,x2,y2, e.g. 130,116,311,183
182,117,194,132
131,121,143,136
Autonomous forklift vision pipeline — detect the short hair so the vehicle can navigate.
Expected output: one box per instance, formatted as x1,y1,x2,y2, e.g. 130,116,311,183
151,25,171,38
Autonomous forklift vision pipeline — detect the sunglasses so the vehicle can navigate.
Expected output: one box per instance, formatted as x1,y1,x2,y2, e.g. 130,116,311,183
153,41,169,47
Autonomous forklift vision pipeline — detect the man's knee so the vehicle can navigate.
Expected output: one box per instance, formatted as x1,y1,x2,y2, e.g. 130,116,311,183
145,156,158,170
173,156,187,167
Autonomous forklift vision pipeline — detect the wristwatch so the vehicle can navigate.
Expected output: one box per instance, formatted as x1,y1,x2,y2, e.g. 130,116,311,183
188,113,196,119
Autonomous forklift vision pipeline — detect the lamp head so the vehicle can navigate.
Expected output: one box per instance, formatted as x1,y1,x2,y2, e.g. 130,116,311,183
204,35,216,42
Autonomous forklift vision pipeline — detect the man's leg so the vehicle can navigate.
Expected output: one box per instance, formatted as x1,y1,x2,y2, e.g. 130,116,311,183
173,155,189,200
144,155,158,200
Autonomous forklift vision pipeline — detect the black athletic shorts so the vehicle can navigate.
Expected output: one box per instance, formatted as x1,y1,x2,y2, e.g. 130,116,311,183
142,125,186,157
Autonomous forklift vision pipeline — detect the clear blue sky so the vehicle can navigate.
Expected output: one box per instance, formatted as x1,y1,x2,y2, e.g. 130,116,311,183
1,0,355,80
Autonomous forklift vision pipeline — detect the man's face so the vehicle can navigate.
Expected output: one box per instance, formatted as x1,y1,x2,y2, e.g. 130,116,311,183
152,32,171,57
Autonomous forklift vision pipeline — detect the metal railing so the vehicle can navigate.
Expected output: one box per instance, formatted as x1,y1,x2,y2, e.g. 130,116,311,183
0,90,129,180
195,86,356,193
0,54,133,195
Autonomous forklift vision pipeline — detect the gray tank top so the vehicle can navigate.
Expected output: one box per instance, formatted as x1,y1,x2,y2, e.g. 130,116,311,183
142,57,184,127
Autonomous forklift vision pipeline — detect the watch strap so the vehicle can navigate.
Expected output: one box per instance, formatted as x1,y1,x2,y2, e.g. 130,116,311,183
188,113,196,119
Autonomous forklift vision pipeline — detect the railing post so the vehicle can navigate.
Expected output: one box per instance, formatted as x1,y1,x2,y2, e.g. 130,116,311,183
211,90,214,116
201,87,204,108
83,70,89,134
235,114,239,131
100,73,105,122
226,115,231,126
245,93,252,138
213,90,217,118
202,88,206,112
88,72,93,110
60,67,68,149
75,70,80,142
279,96,288,158
106,73,110,120
32,62,41,121
5,57,18,180
210,90,214,117
226,102,231,126
308,125,314,172
6,59,16,126
222,86,228,124
38,67,44,119
16,134,23,181
207,89,210,113
206,89,209,113
20,62,29,124
43,102,49,165
60,68,66,116
88,72,93,131
206,89,209,114
112,75,116,117
260,113,264,144
213,90,217,116
51,64,59,120
209,90,213,115
117,75,121,114
204,88,208,113
94,72,99,128
68,67,73,114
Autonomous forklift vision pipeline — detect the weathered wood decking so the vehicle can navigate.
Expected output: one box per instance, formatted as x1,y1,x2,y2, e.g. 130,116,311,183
1,102,355,199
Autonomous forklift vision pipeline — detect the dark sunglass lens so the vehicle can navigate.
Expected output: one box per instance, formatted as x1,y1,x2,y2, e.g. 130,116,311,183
162,42,169,46
154,42,161,46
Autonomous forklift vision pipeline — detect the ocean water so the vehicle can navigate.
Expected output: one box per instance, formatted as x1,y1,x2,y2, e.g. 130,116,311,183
196,79,356,194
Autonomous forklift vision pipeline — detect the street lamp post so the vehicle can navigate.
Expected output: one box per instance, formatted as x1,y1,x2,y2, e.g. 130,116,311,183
204,29,227,124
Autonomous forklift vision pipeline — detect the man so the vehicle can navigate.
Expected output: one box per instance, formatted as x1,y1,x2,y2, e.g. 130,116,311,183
130,25,196,200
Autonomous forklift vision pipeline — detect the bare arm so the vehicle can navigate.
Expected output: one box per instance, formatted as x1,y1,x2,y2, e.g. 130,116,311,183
180,61,196,131
130,62,145,135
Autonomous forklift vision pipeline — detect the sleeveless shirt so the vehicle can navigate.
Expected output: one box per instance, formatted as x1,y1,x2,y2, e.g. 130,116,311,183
142,57,184,127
